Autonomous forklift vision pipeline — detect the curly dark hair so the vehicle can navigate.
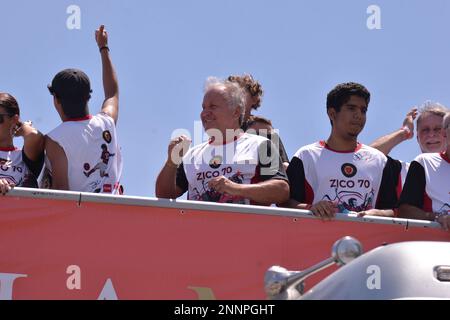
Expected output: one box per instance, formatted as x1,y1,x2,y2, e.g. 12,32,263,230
326,82,370,113
0,92,20,116
227,74,263,110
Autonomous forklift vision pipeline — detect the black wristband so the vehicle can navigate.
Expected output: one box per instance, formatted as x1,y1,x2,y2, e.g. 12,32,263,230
99,46,110,52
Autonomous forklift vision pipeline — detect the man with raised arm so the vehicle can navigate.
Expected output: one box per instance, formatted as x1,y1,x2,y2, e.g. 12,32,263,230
155,77,289,205
371,102,448,156
398,112,450,232
45,25,122,194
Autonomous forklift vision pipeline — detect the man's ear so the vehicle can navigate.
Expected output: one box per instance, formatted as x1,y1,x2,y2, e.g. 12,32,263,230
12,114,19,124
327,108,336,124
234,106,243,121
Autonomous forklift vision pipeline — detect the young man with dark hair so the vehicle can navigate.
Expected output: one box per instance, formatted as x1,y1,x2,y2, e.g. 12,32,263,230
283,82,400,219
45,25,122,194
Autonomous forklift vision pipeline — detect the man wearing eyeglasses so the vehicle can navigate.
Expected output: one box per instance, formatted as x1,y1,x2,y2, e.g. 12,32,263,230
399,113,450,232
45,25,122,194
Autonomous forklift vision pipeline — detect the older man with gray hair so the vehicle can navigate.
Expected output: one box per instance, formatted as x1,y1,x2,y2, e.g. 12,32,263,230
155,77,289,205
398,112,450,232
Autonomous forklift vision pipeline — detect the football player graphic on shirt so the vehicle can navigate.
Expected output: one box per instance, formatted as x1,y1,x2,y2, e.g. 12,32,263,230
321,187,375,213
84,144,115,178
191,171,246,204
438,203,450,215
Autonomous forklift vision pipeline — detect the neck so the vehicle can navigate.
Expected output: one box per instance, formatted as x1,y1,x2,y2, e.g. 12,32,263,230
209,127,243,145
326,133,358,152
0,137,14,150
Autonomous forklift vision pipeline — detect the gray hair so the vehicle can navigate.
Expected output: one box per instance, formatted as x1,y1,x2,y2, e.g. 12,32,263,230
443,112,450,129
204,77,247,125
417,101,449,126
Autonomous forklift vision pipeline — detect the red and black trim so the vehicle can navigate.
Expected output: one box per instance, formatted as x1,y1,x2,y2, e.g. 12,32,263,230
319,141,363,153
63,115,93,123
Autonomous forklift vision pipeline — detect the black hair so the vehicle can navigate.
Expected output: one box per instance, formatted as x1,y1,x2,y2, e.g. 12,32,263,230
326,82,370,126
0,92,20,116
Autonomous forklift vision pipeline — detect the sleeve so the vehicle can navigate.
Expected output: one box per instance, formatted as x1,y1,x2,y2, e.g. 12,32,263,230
22,150,44,178
398,160,426,209
389,157,403,199
266,132,289,163
257,140,288,182
175,162,189,193
286,156,309,203
375,156,401,209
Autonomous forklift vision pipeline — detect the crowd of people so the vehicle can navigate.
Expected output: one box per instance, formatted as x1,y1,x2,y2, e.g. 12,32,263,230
1,26,449,231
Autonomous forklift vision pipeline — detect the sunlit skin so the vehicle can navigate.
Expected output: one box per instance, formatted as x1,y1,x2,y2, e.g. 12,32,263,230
327,95,368,149
0,107,18,148
417,113,446,153
201,87,241,143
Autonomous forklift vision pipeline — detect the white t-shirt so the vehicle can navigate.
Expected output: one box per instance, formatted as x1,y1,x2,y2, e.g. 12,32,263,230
399,152,449,215
287,141,401,212
176,133,287,204
0,147,43,188
47,113,122,194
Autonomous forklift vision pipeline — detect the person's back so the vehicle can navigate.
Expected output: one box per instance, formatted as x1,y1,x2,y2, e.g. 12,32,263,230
47,113,121,193
45,25,122,194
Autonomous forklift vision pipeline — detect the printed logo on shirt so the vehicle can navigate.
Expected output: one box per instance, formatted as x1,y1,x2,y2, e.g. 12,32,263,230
341,163,357,178
83,144,115,178
322,188,375,213
0,158,12,167
438,203,450,215
209,155,222,169
103,130,112,144
103,184,112,193
353,151,372,162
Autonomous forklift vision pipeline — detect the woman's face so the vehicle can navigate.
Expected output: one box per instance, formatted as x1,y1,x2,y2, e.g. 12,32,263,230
0,107,17,140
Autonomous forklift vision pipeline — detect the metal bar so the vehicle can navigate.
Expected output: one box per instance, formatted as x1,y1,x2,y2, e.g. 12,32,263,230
2,187,442,229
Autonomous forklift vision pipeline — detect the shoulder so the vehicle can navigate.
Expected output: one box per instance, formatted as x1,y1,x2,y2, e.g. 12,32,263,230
240,132,269,145
96,112,115,126
413,152,442,166
357,144,388,163
293,141,323,159
183,140,209,159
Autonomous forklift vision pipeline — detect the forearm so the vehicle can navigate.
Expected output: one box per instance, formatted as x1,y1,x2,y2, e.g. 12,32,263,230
370,129,407,155
155,162,181,198
362,208,395,217
278,198,311,210
234,180,289,205
101,50,119,99
398,204,435,221
22,126,44,161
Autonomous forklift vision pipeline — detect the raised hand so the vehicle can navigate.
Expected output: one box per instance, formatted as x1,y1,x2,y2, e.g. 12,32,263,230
95,25,108,49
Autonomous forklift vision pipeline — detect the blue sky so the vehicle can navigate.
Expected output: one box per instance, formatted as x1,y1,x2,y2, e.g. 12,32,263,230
1,0,450,197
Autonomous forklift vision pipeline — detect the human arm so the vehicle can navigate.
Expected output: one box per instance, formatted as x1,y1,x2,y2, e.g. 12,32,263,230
208,176,289,205
45,136,69,190
95,25,119,124
14,121,45,162
278,155,337,219
370,108,418,155
155,135,191,199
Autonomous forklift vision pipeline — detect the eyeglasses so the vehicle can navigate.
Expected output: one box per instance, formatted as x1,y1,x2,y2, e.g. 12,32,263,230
0,113,12,124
